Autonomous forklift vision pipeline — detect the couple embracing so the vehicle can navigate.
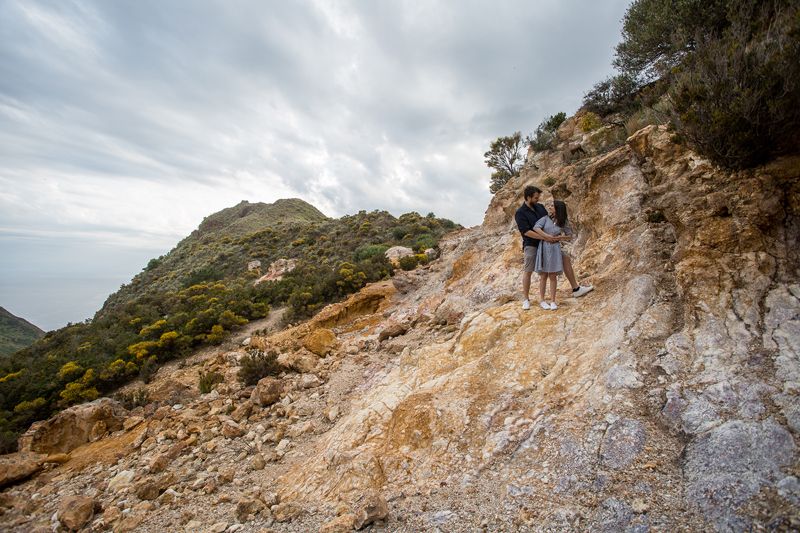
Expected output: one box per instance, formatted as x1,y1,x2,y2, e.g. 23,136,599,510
514,185,593,311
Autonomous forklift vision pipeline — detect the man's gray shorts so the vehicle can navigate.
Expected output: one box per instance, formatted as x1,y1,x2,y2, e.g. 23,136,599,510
523,245,536,273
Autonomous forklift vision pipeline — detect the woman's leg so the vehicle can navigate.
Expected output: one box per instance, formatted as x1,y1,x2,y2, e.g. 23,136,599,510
539,272,547,302
549,273,558,302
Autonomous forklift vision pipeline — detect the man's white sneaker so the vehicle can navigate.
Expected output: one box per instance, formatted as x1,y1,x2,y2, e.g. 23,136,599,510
572,285,594,298
522,299,531,310
540,301,550,310
549,302,558,310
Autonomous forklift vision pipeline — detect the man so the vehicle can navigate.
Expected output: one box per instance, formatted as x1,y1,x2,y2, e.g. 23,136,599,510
514,185,593,310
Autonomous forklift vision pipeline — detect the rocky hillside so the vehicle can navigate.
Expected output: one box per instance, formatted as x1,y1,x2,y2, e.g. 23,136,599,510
1,121,798,532
0,307,44,358
0,199,457,453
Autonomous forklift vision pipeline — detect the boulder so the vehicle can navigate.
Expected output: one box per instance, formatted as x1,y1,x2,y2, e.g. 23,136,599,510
43,453,71,464
0,451,44,488
384,246,414,265
378,322,408,342
271,502,303,522
252,454,266,470
255,258,298,285
235,497,265,521
303,328,338,357
135,479,161,501
222,420,245,438
18,398,127,454
299,373,323,389
319,513,356,533
123,416,144,431
353,491,389,529
278,350,319,373
57,495,95,531
231,400,254,422
147,441,186,473
108,469,136,492
251,377,283,407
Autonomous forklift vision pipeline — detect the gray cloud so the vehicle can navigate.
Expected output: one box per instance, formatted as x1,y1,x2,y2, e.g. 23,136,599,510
0,0,629,328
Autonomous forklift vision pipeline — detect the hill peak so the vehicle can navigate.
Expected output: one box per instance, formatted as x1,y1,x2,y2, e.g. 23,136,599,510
195,198,327,238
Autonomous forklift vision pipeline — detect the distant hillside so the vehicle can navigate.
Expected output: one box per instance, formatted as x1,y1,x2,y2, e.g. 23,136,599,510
103,198,328,307
0,307,44,358
0,198,459,452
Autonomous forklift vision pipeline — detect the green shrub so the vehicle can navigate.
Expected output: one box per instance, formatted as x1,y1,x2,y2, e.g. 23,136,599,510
527,112,567,151
414,234,436,252
205,324,226,345
199,371,224,394
543,176,556,187
144,257,162,271
183,266,223,287
115,387,150,409
237,349,282,386
138,357,157,384
578,112,602,132
582,73,640,116
624,100,671,136
398,255,419,271
392,227,409,240
0,428,17,454
13,397,46,416
354,244,389,261
670,3,800,169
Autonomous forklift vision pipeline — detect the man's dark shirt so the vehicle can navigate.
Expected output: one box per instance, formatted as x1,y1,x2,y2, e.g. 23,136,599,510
515,201,548,250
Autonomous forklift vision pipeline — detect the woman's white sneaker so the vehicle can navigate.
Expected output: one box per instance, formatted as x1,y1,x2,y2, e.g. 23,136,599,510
522,299,531,310
549,302,558,310
540,301,550,310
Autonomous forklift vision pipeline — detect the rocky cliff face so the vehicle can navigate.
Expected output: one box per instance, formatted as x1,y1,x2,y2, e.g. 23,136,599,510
1,122,798,532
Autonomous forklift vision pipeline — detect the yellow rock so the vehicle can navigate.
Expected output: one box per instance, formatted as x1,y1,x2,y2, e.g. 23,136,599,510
303,328,338,357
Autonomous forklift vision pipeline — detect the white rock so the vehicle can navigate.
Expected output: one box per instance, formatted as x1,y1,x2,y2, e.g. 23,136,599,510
108,470,136,492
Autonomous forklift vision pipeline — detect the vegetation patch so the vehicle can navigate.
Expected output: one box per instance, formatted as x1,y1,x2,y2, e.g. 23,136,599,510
237,349,282,386
199,371,225,394
581,0,800,169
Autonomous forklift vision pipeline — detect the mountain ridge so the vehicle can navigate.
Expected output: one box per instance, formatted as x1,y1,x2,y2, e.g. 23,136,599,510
0,307,45,358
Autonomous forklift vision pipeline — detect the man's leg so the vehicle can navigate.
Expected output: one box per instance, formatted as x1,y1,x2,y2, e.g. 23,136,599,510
562,254,578,290
523,271,532,300
562,253,594,297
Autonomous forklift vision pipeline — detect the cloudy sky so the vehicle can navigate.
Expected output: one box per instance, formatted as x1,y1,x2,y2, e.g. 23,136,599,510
0,0,630,330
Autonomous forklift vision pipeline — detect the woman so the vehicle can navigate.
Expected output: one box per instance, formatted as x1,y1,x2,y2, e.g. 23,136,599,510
532,199,571,310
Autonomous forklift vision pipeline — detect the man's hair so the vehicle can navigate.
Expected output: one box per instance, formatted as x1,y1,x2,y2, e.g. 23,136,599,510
523,185,542,200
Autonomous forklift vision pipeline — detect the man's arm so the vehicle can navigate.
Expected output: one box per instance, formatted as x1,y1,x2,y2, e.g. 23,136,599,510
529,228,557,243
516,210,555,242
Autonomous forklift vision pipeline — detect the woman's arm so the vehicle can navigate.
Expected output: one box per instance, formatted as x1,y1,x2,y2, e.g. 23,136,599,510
533,216,557,242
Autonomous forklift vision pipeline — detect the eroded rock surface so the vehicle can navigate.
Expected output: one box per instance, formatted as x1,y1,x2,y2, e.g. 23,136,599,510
2,123,798,532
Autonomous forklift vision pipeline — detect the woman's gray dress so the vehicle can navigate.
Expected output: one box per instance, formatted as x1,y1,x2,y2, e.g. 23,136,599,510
534,216,571,273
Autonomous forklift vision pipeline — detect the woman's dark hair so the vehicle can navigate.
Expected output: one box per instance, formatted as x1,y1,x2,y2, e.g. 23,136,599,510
523,185,542,199
553,200,568,228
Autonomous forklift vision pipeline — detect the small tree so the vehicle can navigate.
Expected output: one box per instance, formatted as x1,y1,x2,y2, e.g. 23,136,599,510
526,112,567,152
485,132,524,194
